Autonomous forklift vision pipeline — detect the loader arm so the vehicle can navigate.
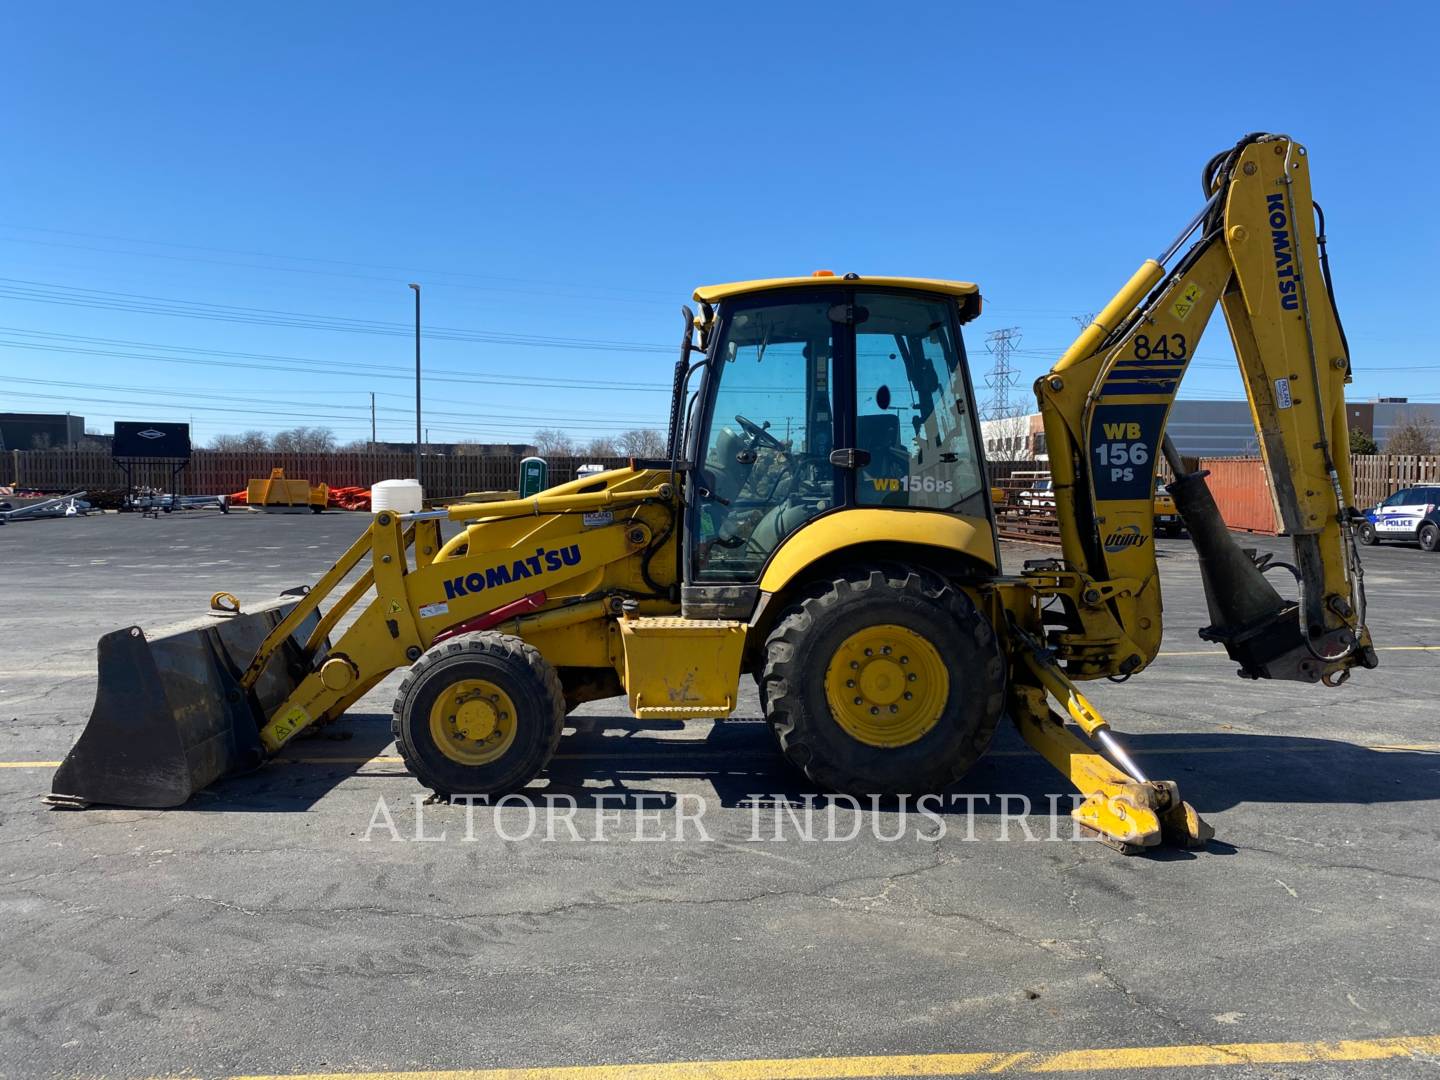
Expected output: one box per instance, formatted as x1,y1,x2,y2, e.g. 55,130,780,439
1034,133,1376,685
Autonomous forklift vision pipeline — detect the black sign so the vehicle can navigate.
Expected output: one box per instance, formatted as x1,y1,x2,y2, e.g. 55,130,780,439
113,422,192,460
1087,403,1165,501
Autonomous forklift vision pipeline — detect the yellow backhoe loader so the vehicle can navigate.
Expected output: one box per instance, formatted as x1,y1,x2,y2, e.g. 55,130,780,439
51,133,1377,851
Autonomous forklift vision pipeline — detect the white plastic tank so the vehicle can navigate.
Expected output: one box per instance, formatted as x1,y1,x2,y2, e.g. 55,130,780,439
371,478,424,514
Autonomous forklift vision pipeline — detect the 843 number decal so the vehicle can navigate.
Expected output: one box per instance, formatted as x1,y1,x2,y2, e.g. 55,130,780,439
1132,333,1186,360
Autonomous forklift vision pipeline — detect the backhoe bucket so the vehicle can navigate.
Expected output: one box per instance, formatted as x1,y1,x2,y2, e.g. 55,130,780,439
48,597,325,808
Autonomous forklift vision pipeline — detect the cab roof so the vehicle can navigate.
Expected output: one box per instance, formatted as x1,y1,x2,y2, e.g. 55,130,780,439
692,274,980,305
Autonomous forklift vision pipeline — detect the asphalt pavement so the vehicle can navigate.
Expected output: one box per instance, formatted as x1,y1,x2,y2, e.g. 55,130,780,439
1,510,1437,1080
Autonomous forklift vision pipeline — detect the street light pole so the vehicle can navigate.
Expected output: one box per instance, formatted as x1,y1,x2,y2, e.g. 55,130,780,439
409,283,421,484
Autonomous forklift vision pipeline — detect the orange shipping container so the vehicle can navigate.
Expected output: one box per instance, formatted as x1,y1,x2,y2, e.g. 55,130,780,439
1196,457,1279,535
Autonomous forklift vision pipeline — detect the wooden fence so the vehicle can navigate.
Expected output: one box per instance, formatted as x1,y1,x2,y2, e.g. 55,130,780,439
8,449,632,498
1350,455,1440,508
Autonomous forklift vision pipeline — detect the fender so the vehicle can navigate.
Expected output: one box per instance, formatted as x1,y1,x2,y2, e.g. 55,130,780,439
757,508,996,595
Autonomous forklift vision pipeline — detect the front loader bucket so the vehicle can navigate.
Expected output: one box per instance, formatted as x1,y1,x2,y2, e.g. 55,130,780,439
49,597,325,808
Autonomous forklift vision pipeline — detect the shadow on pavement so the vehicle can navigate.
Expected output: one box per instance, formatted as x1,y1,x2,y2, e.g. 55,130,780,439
180,709,1440,818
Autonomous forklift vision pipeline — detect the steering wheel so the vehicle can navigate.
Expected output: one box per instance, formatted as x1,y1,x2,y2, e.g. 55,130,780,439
735,414,785,450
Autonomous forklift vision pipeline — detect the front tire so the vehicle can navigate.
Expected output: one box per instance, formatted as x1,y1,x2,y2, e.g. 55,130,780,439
1420,522,1440,553
762,569,1006,796
1356,521,1378,546
392,631,564,799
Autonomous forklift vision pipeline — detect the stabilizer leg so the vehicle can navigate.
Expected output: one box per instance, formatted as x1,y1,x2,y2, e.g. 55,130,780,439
1010,661,1214,853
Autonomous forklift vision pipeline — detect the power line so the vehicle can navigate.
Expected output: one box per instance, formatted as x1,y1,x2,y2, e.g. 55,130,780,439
0,276,674,353
0,335,673,393
0,375,660,425
2,388,658,434
0,222,678,301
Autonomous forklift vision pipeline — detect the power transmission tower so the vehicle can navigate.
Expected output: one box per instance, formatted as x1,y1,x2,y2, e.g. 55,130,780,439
983,327,1024,419
1071,312,1098,330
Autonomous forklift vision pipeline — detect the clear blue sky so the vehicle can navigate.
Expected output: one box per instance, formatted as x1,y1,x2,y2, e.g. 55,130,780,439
3,2,1437,446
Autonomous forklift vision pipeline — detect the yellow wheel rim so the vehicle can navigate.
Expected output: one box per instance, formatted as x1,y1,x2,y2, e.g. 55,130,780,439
428,678,518,766
824,624,949,748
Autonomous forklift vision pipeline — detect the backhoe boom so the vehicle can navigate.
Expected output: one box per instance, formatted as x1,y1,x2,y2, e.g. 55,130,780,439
1034,133,1375,685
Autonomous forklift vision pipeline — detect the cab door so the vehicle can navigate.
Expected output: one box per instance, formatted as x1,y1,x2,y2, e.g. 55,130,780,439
688,290,842,587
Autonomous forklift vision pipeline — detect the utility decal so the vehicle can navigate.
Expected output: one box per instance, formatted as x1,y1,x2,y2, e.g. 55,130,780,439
582,510,614,528
418,601,450,619
1089,403,1167,501
1265,193,1300,311
1103,524,1148,552
1274,377,1293,409
441,545,582,600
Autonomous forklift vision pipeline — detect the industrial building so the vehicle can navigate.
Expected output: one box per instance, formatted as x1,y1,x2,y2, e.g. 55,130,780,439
982,398,1440,460
0,413,87,452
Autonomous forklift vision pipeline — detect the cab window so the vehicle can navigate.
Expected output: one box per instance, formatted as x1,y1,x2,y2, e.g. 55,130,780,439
853,292,983,510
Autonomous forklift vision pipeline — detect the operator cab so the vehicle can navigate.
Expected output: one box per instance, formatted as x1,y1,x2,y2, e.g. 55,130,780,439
677,273,988,601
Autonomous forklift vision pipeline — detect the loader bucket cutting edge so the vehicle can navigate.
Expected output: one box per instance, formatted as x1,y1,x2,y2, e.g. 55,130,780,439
48,597,327,809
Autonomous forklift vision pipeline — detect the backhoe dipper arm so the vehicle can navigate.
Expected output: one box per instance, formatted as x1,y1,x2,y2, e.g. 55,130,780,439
1034,133,1376,685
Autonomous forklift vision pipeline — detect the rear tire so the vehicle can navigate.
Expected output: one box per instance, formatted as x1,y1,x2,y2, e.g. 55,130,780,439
392,631,564,799
1420,522,1440,553
1356,521,1377,546
762,569,1005,796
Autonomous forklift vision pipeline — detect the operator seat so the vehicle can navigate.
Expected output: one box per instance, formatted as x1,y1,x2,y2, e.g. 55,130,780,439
703,426,756,524
856,412,910,505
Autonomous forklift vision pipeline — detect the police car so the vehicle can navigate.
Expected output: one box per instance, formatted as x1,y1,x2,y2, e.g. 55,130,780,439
1355,485,1440,551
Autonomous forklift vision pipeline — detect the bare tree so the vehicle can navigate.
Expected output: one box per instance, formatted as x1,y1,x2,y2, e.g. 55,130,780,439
271,427,337,453
582,436,618,457
1384,412,1439,455
617,428,666,457
533,429,576,456
210,430,272,452
336,438,374,452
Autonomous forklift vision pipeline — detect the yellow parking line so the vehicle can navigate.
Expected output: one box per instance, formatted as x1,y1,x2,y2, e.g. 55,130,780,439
178,1032,1440,1079
1158,644,1440,656
0,760,61,768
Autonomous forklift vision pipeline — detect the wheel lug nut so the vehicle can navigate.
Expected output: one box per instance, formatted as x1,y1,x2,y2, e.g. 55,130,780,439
889,705,898,713
846,679,855,688
864,648,873,657
907,673,917,682
882,645,891,655
900,656,909,664
903,691,913,700
850,661,859,670
853,696,863,705
870,706,879,716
